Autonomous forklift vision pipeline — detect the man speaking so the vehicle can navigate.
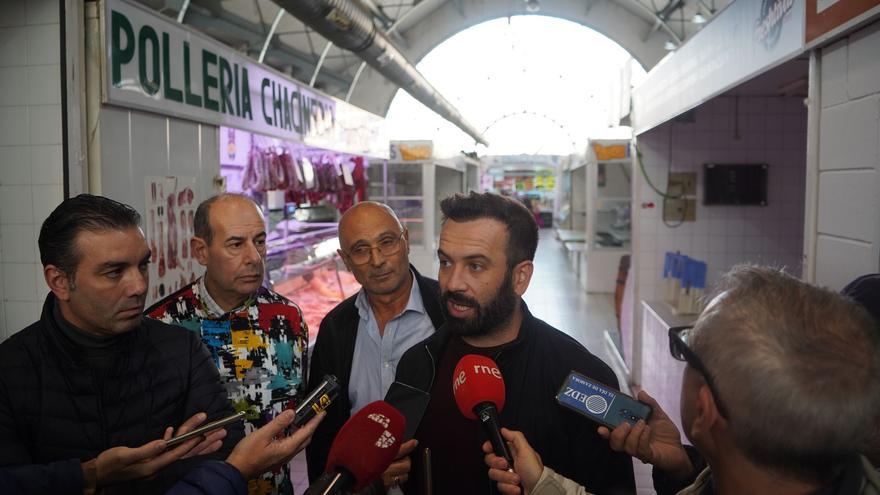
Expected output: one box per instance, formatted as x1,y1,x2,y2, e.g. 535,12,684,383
388,192,635,494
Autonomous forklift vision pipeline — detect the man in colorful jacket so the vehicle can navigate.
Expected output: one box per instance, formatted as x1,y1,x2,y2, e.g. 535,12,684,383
147,193,309,495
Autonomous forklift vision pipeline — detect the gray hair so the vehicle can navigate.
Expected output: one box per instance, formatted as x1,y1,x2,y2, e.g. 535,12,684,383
692,265,880,480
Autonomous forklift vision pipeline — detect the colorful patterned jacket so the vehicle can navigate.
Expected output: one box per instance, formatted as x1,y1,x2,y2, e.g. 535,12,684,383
146,278,308,495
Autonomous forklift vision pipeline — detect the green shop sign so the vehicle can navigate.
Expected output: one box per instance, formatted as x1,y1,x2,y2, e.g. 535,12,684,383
103,0,341,145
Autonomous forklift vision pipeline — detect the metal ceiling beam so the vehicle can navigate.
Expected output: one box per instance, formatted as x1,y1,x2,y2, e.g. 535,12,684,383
258,8,286,63
181,8,352,89
624,0,683,44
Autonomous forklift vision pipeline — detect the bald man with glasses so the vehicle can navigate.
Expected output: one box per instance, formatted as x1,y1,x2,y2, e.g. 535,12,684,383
484,265,880,495
306,202,445,492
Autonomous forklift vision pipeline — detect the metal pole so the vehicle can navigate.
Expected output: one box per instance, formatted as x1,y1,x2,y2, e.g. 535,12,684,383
259,8,286,64
176,0,190,23
310,41,334,87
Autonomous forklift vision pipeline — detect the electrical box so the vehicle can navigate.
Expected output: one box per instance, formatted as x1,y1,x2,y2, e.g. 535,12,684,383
663,198,696,222
668,172,697,196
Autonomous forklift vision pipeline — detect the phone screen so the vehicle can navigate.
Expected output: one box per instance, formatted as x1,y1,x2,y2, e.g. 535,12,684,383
555,371,651,429
165,411,246,448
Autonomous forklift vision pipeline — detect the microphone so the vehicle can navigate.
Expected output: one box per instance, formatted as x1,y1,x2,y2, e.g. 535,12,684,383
452,354,514,471
304,400,405,495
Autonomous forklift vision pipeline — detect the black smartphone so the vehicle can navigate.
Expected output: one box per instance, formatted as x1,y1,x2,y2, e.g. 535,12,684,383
166,411,246,448
293,374,340,427
555,371,651,429
384,380,431,440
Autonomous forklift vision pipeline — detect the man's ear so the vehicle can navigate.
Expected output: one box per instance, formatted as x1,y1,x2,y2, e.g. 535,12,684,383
688,384,726,447
44,265,73,302
512,260,534,297
191,237,209,267
337,248,353,272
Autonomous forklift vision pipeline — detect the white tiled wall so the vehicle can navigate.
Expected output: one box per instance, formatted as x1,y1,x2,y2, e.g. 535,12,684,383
633,95,807,303
0,0,64,341
813,20,880,290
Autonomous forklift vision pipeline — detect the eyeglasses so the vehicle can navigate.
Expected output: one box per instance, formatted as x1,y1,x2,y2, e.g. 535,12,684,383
344,231,406,266
668,325,729,418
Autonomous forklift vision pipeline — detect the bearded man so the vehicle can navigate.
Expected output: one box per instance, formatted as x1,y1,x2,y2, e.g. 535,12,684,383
386,192,635,495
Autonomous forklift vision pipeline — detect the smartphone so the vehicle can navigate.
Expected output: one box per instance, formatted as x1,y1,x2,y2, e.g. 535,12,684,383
555,371,651,429
165,411,246,448
293,374,340,427
384,380,431,440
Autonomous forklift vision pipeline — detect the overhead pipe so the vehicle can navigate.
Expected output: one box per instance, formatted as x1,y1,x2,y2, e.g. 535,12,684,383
274,0,489,146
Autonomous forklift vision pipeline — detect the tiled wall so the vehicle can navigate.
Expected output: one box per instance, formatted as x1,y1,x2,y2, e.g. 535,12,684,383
814,20,880,290
633,95,807,303
0,0,64,341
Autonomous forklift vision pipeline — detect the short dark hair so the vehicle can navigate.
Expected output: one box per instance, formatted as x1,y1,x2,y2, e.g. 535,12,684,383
440,192,538,267
38,194,142,276
193,193,260,245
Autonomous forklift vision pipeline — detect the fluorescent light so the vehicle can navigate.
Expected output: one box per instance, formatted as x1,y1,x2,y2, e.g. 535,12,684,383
525,0,540,12
664,40,677,51
692,13,706,24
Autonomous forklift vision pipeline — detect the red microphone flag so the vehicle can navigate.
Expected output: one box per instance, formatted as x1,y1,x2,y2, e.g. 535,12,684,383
325,400,406,491
452,354,506,419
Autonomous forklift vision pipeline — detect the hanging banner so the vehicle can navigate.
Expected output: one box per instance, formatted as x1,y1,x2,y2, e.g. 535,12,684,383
102,0,386,157
632,0,806,135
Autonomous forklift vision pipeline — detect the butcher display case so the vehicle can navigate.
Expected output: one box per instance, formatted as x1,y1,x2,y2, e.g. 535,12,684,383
266,212,361,343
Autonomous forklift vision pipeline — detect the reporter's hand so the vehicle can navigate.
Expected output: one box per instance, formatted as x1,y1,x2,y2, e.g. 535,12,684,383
226,409,324,480
597,390,693,481
380,438,417,489
89,412,227,489
482,428,543,495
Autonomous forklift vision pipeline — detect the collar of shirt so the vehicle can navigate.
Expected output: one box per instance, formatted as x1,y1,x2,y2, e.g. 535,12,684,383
354,270,425,323
196,276,252,317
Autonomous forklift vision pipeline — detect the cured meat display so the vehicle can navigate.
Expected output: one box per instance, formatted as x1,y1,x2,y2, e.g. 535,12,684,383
144,177,198,306
274,260,361,343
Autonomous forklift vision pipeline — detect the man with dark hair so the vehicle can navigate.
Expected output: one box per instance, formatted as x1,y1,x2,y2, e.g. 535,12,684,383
0,194,242,493
389,192,635,494
307,202,445,491
146,193,309,495
485,265,880,495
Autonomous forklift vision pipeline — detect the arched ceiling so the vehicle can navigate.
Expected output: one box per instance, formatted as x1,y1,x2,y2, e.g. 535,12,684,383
136,0,731,116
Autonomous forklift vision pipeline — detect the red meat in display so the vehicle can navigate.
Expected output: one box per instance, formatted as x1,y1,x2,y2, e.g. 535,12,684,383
149,209,157,263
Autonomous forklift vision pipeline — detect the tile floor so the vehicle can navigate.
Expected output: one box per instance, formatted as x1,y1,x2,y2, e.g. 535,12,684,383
290,228,655,494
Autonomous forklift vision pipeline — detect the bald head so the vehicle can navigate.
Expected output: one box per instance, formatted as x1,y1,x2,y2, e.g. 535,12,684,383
194,193,263,245
338,202,403,250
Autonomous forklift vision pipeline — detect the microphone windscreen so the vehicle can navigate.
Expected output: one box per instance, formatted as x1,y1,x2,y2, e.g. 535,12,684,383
452,354,506,420
325,400,406,491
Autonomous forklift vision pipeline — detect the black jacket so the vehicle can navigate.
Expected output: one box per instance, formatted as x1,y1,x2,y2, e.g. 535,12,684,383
0,294,243,494
306,266,445,482
388,301,636,494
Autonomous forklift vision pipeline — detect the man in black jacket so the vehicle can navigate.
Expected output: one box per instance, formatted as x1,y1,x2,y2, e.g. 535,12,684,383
0,194,243,494
306,202,445,490
389,192,635,494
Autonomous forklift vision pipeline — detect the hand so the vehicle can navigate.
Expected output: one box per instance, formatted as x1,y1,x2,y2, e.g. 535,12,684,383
89,412,227,489
226,409,325,480
597,390,693,481
483,428,543,495
380,438,418,489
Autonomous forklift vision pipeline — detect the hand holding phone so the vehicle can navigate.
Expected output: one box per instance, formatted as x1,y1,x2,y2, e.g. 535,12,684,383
166,411,246,448
555,371,651,429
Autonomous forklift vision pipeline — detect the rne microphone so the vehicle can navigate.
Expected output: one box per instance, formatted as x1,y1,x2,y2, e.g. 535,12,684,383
452,354,514,471
304,400,405,495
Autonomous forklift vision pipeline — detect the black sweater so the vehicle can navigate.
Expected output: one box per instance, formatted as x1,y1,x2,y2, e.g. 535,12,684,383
388,301,636,494
0,294,243,494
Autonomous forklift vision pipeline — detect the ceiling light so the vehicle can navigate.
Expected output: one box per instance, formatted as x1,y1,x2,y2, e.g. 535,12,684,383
525,0,540,13
692,13,707,24
664,40,677,51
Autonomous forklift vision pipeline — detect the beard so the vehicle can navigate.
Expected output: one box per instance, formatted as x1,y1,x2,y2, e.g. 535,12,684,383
442,270,518,338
